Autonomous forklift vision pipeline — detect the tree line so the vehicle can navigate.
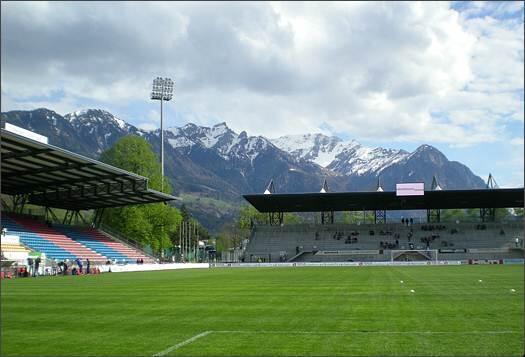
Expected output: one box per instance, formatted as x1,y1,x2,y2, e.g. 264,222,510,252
99,136,207,257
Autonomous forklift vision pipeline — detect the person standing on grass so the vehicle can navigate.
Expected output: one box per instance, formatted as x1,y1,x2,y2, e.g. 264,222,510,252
27,258,34,277
75,258,83,274
86,258,90,274
34,256,41,277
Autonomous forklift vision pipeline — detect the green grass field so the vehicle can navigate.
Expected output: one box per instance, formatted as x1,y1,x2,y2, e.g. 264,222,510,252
1,265,523,356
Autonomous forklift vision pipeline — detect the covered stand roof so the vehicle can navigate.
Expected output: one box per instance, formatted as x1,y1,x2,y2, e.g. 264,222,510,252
243,188,524,213
1,128,176,210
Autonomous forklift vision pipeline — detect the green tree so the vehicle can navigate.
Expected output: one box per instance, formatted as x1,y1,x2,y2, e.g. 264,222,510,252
465,208,480,220
99,136,182,255
100,135,171,193
441,209,466,222
341,211,374,224
179,204,192,222
238,205,267,230
284,213,303,224
495,208,511,221
216,222,245,253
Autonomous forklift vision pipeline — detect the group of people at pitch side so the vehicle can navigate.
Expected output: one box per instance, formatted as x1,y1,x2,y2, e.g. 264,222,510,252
10,257,101,278
135,258,145,264
12,256,42,278
57,258,100,276
27,256,42,277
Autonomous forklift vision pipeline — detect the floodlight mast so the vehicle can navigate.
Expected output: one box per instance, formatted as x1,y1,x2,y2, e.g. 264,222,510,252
151,77,174,192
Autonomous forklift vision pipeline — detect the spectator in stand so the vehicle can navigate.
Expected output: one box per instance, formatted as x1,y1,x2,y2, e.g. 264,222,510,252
140,258,144,264
410,218,413,225
63,261,68,275
516,238,520,248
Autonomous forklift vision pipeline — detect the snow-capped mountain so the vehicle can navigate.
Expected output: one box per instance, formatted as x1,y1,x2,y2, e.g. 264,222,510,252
1,108,487,230
271,134,350,167
64,109,143,155
66,109,130,131
164,122,280,165
271,133,409,176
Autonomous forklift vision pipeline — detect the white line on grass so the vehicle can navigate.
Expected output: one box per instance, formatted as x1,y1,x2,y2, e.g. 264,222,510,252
213,330,520,335
153,330,212,356
153,329,520,355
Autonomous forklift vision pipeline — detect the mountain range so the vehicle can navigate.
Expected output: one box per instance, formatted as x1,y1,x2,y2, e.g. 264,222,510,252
1,108,486,231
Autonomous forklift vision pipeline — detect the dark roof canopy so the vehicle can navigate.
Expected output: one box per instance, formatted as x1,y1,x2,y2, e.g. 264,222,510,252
243,188,524,213
1,128,176,210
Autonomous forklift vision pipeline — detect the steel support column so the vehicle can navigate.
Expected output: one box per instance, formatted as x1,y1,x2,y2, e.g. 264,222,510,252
268,211,283,226
93,208,105,228
480,207,495,222
427,209,441,223
45,207,59,223
320,211,334,225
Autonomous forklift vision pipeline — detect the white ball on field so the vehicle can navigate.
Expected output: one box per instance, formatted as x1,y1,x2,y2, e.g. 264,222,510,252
478,279,482,283
510,289,516,293
400,280,404,283
410,289,415,293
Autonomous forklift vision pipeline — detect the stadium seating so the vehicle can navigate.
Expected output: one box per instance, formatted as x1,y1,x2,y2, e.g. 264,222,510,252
2,215,79,261
1,214,154,263
54,225,153,263
0,242,31,253
3,214,104,261
244,222,523,262
53,225,132,263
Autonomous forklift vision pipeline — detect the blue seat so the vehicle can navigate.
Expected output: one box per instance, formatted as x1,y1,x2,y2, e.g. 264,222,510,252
1,217,78,261
54,225,130,262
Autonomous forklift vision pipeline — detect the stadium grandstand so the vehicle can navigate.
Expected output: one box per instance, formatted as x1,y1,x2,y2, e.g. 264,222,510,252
1,125,177,277
242,179,524,264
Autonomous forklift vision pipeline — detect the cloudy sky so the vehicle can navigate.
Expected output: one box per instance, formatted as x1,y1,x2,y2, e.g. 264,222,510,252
1,1,523,187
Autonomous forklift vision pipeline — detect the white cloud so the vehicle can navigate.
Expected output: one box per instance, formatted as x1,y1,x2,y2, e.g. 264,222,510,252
0,1,523,149
137,122,157,131
145,109,161,124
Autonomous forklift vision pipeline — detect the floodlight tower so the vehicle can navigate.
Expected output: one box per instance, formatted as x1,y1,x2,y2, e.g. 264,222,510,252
151,77,174,191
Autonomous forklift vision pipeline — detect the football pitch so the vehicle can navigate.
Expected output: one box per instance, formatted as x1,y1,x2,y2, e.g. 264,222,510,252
1,265,523,356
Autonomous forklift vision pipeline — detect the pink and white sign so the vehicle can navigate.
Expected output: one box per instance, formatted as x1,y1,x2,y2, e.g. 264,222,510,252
396,183,424,196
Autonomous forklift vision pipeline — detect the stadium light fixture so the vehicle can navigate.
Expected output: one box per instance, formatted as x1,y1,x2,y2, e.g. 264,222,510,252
150,77,174,191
